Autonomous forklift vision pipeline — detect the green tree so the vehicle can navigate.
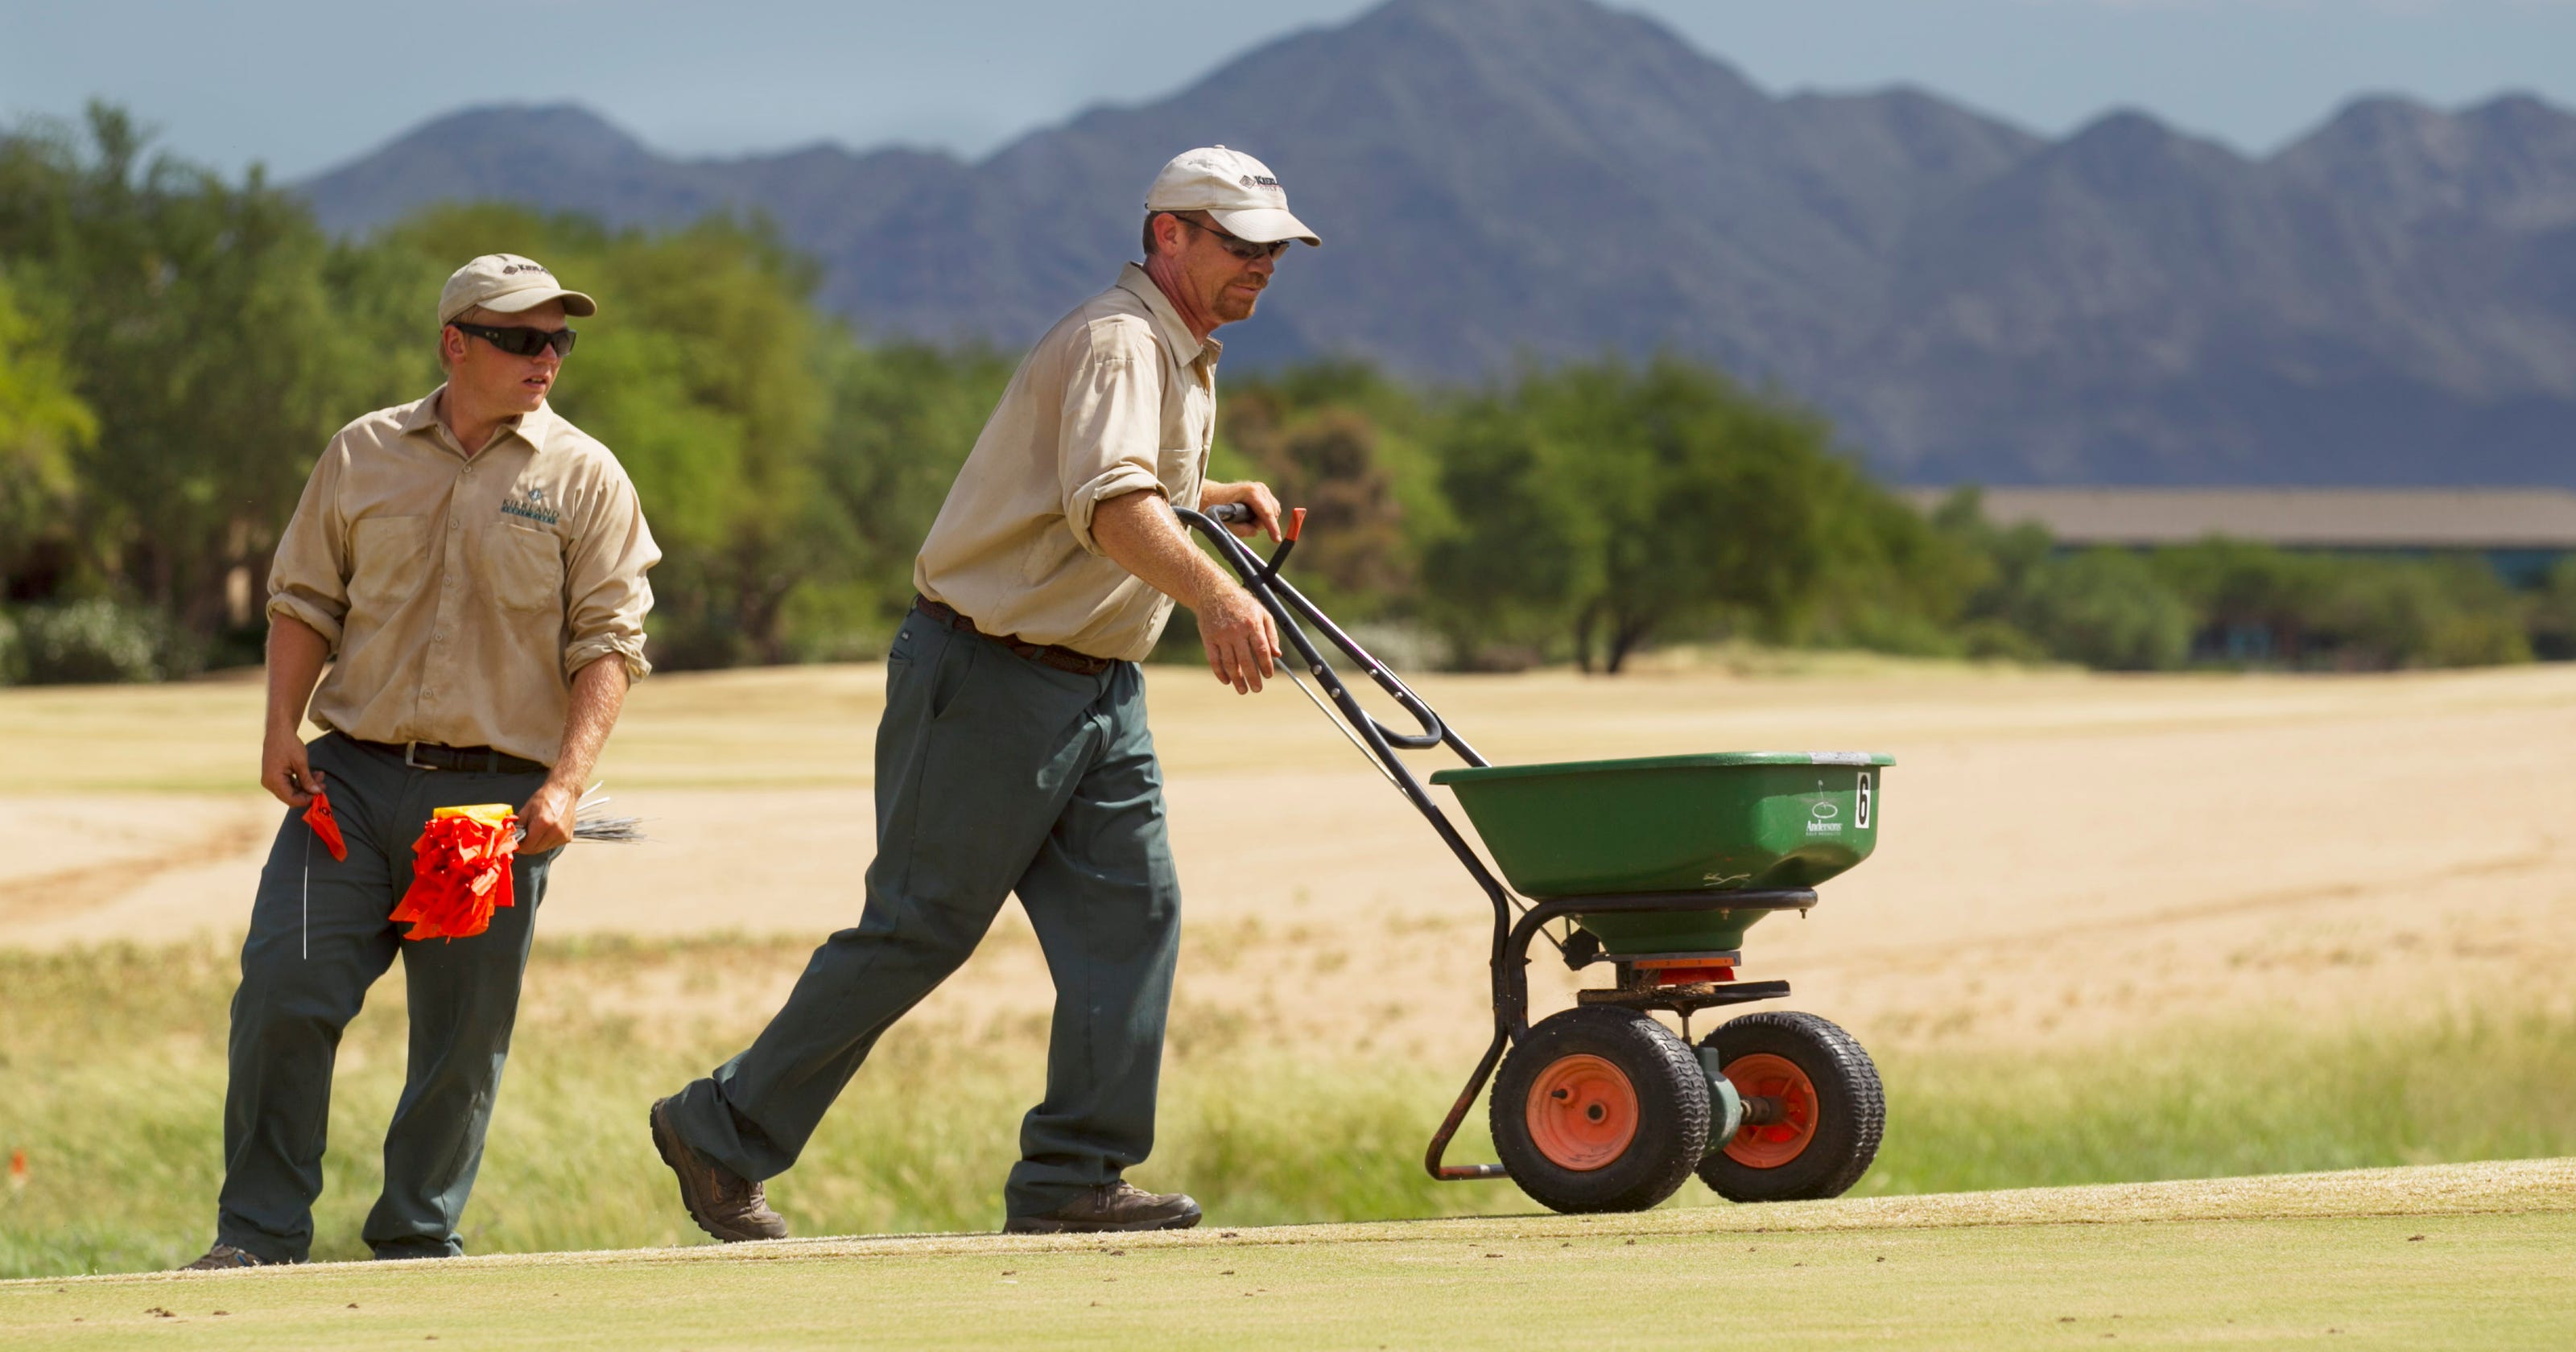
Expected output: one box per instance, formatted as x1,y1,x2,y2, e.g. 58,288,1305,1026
1423,358,1870,672
2148,539,2326,663
0,104,415,645
0,270,97,593
2530,558,2576,662
2012,549,2194,671
1919,489,2059,662
1418,394,1593,667
1223,384,1413,612
2305,556,2531,670
1802,486,1992,657
797,340,1016,649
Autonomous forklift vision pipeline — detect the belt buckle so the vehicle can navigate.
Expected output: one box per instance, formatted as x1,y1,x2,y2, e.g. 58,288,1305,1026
404,741,438,771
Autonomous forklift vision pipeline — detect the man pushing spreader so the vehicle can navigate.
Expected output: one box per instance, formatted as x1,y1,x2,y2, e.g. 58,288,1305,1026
650,146,1319,1237
186,256,659,1268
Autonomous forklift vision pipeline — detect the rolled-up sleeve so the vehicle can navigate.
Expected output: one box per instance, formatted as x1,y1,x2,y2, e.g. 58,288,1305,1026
1058,319,1170,555
562,466,661,681
266,440,352,648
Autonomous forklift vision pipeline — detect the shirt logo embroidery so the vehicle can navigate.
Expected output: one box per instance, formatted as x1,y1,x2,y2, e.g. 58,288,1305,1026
500,488,561,526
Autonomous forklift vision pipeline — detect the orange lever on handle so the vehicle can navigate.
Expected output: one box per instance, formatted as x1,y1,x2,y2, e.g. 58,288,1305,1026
1286,507,1307,542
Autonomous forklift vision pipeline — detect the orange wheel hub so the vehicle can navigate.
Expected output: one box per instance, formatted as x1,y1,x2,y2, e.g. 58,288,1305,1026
1525,1053,1639,1171
1723,1052,1819,1169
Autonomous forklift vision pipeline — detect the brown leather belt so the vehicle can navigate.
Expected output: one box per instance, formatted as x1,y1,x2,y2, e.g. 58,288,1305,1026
349,737,549,775
912,596,1117,676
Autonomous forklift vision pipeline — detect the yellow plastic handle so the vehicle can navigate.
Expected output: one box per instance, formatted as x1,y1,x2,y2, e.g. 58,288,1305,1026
430,803,517,830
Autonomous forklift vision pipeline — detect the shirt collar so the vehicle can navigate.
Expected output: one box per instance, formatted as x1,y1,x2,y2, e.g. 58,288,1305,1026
396,389,445,437
407,385,551,457
1115,263,1222,374
512,399,559,450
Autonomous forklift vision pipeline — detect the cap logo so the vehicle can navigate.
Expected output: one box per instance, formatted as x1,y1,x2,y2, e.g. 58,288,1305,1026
499,262,551,276
1239,174,1279,188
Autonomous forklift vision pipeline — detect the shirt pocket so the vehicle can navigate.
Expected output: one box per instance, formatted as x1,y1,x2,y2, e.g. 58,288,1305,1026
477,523,565,613
346,516,434,616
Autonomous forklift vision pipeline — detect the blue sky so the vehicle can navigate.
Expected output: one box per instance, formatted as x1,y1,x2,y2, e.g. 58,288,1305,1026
4,1,2573,178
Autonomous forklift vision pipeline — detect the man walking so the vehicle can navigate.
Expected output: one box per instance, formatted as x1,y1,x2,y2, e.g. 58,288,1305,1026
650,146,1319,1237
185,255,660,1268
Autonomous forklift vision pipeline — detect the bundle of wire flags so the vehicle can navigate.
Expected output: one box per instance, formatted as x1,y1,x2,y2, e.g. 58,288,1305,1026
394,804,520,940
299,785,642,942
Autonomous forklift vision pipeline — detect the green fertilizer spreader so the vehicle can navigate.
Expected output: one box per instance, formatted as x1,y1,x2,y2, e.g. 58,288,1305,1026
1185,504,1890,1214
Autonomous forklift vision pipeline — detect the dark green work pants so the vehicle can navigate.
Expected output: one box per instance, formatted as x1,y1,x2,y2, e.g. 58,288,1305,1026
215,733,556,1262
667,612,1182,1221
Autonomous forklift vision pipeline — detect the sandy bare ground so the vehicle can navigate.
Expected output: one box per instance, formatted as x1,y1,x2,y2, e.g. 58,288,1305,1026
3,661,2570,1057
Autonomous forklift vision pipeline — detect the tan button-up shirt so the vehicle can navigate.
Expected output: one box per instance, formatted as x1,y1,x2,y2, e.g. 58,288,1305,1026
913,263,1218,662
266,388,661,766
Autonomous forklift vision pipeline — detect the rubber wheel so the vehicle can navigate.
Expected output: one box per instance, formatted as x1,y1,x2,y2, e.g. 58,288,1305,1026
1697,1011,1884,1203
1492,1007,1710,1214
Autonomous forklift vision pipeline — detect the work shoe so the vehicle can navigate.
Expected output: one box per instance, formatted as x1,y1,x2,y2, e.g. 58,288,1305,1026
649,1096,788,1243
1005,1181,1203,1235
180,1244,278,1271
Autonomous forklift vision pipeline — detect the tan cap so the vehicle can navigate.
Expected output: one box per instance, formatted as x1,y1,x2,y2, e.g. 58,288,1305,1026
436,254,598,325
1145,146,1320,247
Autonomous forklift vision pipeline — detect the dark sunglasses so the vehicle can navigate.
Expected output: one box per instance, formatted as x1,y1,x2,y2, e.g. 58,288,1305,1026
1173,213,1290,262
449,319,578,359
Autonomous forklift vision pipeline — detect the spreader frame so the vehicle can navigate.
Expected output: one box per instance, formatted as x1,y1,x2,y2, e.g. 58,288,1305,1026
1179,505,1811,1184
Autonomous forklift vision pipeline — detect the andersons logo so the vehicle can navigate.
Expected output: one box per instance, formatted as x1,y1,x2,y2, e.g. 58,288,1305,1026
499,484,561,526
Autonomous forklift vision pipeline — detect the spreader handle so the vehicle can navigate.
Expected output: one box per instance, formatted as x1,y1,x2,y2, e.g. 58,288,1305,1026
1203,501,1304,539
1196,501,1305,588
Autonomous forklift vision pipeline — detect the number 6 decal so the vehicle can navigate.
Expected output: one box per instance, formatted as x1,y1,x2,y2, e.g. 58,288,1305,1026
1856,771,1872,830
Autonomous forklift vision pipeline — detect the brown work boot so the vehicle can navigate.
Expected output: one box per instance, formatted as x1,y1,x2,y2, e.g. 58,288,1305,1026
180,1243,279,1271
1004,1181,1203,1235
648,1096,788,1243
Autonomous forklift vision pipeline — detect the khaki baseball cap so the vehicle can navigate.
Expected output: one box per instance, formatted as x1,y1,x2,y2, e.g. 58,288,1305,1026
1145,146,1321,247
437,254,598,325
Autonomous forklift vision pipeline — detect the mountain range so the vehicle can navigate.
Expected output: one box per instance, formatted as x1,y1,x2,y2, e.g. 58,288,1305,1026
297,0,2576,487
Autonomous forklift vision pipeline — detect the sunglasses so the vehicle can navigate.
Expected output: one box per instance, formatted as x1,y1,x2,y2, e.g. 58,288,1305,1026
1173,214,1290,262
449,319,579,359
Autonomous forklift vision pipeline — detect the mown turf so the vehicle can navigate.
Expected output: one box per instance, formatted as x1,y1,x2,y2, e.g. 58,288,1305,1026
3,1163,2570,1350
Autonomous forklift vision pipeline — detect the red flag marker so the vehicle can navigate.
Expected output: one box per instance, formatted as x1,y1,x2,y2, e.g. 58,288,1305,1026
302,790,347,862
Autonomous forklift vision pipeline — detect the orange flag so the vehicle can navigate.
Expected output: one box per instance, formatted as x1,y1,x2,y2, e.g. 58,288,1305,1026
390,805,518,942
302,789,348,862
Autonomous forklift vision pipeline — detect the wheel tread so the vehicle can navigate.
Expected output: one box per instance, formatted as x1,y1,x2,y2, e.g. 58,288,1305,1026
1492,1007,1711,1214
1698,1010,1884,1202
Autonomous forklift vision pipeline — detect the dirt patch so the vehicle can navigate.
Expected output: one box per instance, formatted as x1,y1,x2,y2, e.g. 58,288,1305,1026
5,663,2571,1057
0,795,275,930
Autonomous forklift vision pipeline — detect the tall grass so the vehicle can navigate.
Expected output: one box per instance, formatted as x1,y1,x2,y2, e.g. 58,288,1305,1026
1864,1012,2576,1194
2,937,2570,1278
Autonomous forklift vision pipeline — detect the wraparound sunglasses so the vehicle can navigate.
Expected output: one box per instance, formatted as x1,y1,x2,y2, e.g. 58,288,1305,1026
449,319,579,358
1171,214,1291,262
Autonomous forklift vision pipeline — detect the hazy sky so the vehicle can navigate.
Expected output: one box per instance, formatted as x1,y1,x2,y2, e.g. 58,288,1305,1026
6,1,2574,179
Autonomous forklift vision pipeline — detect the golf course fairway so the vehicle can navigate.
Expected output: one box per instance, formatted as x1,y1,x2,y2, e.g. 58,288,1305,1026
5,1160,2568,1350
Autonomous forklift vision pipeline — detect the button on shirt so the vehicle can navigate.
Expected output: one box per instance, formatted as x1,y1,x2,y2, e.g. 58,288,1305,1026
266,388,661,766
913,263,1218,662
